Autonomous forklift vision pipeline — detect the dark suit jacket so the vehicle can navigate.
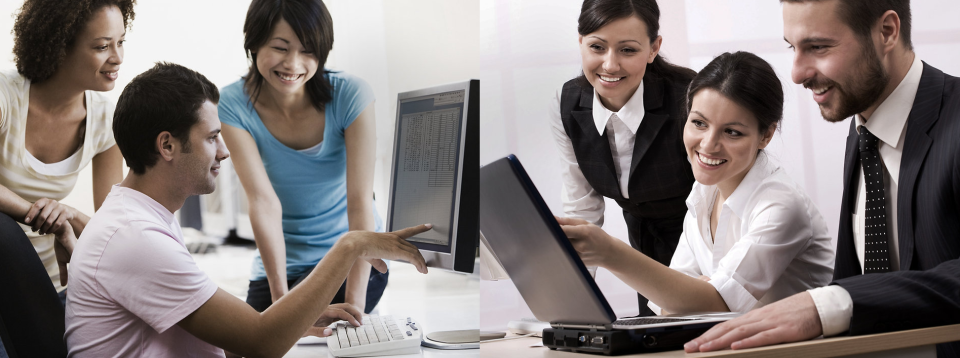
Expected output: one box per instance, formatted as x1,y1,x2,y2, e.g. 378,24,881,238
558,74,695,221
833,62,960,356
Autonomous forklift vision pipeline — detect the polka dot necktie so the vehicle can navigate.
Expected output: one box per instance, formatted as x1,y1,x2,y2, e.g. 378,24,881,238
859,126,891,273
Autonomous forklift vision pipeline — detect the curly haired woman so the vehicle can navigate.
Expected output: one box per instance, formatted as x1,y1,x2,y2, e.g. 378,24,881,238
0,0,133,355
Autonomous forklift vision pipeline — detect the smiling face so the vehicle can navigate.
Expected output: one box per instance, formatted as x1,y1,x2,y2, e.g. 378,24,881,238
177,101,230,195
579,15,660,112
56,5,125,91
783,0,889,122
683,89,774,195
255,18,320,98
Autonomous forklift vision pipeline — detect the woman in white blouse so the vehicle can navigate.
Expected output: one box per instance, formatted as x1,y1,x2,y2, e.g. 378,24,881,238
559,51,835,315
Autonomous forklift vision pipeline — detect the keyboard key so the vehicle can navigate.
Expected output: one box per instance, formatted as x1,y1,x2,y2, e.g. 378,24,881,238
347,327,360,346
364,325,379,343
357,327,369,345
407,331,412,336
374,327,389,341
337,323,350,348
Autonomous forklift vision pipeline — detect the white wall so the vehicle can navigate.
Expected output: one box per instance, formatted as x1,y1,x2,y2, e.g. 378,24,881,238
0,0,479,225
479,0,960,331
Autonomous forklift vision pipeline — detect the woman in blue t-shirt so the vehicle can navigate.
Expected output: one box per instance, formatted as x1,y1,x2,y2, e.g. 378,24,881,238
219,0,386,313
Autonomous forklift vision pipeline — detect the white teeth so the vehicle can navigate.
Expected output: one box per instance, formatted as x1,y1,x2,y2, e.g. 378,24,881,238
599,75,623,82
698,153,727,166
813,86,830,95
277,72,302,81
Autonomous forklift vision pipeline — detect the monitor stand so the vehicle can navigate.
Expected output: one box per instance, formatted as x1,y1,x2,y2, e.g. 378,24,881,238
421,329,480,349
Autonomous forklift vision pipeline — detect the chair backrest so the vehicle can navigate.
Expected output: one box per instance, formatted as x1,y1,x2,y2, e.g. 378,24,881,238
0,212,68,358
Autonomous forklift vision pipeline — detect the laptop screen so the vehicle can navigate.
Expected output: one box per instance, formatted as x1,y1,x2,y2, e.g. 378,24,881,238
479,155,616,326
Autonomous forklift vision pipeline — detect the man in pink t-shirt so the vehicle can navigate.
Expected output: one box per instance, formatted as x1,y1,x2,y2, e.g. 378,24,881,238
64,63,431,357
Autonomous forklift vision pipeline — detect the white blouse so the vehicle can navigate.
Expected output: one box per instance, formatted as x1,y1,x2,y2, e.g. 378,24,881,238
649,153,835,313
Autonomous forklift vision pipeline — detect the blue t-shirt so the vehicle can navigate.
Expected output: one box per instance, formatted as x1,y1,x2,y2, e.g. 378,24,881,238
218,71,383,280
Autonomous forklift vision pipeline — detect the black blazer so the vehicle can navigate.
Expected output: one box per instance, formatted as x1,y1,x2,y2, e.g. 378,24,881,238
832,62,960,356
558,74,694,220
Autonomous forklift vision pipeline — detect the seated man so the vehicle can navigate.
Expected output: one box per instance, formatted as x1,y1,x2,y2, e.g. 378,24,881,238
64,62,431,357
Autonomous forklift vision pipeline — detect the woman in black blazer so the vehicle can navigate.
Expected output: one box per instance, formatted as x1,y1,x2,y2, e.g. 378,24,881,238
548,0,695,316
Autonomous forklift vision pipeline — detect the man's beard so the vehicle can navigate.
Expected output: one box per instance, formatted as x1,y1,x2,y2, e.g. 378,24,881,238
804,43,890,123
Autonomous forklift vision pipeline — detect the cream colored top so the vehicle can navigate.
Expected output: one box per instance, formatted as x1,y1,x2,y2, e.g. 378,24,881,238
0,70,117,292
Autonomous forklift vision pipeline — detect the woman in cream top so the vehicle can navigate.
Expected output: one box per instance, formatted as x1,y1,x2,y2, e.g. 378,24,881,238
0,0,132,296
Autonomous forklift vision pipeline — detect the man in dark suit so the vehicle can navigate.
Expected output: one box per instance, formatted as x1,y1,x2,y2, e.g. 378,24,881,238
685,0,960,356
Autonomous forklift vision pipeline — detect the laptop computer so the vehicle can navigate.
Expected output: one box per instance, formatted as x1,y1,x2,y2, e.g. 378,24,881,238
479,155,738,354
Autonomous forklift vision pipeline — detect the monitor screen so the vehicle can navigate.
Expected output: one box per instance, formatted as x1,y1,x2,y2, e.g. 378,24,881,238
390,90,465,251
387,80,479,273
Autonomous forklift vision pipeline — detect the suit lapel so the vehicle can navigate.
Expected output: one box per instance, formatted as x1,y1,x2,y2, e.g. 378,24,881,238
897,62,943,270
572,87,619,180
628,75,669,180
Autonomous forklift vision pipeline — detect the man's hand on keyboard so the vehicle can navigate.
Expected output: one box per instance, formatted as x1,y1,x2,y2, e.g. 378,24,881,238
345,223,433,274
303,303,364,337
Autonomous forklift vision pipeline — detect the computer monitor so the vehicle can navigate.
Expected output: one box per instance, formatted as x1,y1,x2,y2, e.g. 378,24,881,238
386,79,479,274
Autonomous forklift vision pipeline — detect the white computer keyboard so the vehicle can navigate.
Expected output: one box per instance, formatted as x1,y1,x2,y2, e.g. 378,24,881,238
327,314,422,357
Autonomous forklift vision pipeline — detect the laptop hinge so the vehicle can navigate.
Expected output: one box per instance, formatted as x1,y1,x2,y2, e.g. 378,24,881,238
550,323,611,331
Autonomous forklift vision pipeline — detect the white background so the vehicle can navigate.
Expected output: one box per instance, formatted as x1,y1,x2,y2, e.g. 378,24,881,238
0,0,480,224
479,0,960,331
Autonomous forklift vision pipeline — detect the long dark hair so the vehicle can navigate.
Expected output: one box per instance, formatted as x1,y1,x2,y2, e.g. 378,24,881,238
576,0,695,87
242,0,334,111
686,51,784,132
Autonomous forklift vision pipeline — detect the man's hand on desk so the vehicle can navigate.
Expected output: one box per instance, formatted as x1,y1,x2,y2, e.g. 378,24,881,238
684,292,823,352
303,303,363,337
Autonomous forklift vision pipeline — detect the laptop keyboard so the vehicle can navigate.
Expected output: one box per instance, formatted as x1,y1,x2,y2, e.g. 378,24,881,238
613,317,696,325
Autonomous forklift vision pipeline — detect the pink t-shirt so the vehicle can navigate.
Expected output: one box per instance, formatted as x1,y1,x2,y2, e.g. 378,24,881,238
65,185,224,357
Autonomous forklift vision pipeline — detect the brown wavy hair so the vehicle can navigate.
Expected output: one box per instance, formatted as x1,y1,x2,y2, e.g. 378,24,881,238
13,0,136,83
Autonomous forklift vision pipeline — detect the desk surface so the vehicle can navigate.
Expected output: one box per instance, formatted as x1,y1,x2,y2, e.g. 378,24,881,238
284,262,480,358
478,324,960,358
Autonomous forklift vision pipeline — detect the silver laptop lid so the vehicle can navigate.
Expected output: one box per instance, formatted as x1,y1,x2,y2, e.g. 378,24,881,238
479,155,617,327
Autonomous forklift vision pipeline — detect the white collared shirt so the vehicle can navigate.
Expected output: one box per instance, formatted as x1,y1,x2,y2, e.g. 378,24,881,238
647,153,835,314
808,55,922,336
549,81,645,225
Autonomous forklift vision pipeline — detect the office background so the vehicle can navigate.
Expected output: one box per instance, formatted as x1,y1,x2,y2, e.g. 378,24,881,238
479,0,960,331
0,0,479,226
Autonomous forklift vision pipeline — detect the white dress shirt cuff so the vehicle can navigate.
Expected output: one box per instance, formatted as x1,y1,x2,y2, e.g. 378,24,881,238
808,285,853,337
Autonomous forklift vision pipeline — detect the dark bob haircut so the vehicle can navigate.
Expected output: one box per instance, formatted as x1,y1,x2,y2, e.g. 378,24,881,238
242,0,334,111
781,0,911,50
13,0,136,83
686,51,784,132
113,62,219,175
576,0,696,87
